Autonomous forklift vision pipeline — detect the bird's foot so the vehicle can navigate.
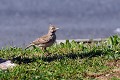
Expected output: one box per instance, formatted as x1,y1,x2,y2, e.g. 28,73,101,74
44,52,52,57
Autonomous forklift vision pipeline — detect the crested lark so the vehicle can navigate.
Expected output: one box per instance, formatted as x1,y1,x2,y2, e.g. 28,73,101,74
26,25,59,52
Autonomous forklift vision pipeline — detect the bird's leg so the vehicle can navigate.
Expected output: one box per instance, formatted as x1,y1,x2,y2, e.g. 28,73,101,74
42,47,47,52
40,47,50,57
44,47,47,52
41,47,47,53
42,47,51,57
39,47,45,56
40,47,45,52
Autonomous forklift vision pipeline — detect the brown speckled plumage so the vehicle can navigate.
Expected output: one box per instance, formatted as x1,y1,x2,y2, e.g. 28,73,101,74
26,25,59,51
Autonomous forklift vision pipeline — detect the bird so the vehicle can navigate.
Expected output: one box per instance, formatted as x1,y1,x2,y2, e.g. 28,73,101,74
26,25,59,52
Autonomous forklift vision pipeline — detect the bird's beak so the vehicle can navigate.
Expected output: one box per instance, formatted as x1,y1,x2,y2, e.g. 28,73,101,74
56,28,59,30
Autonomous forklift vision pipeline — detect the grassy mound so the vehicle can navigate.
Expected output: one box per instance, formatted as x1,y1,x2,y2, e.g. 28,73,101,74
0,35,120,80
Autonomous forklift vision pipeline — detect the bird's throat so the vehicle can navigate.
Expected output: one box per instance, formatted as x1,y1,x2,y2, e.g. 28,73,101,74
48,31,55,36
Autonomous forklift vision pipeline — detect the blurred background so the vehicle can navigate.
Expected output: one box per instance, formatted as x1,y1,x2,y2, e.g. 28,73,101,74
0,0,120,48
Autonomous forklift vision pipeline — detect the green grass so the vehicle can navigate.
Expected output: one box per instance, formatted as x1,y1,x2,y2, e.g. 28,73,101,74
0,35,120,80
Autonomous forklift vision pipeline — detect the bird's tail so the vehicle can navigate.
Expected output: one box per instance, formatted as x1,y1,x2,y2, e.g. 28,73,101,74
25,43,34,49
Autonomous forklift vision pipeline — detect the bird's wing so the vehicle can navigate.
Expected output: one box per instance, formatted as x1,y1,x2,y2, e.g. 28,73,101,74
32,35,51,45
25,43,34,49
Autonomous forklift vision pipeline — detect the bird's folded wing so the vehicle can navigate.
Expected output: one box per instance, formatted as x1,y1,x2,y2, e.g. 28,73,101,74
32,35,51,45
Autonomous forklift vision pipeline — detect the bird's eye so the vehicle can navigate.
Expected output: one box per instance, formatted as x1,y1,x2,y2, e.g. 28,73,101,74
52,27,55,30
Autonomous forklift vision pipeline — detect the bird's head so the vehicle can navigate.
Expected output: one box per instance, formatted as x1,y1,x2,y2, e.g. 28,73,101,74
48,24,59,33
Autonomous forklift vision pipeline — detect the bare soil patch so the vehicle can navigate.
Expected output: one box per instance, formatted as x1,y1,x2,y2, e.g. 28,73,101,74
97,60,120,80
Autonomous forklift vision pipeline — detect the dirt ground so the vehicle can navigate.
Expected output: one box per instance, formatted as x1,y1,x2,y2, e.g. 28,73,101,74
96,60,120,80
84,60,120,80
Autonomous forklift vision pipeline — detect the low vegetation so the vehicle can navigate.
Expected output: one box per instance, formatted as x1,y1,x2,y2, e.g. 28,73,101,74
0,35,120,80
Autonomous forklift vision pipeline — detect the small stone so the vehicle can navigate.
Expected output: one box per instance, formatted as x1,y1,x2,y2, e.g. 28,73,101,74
0,60,16,70
105,74,110,77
